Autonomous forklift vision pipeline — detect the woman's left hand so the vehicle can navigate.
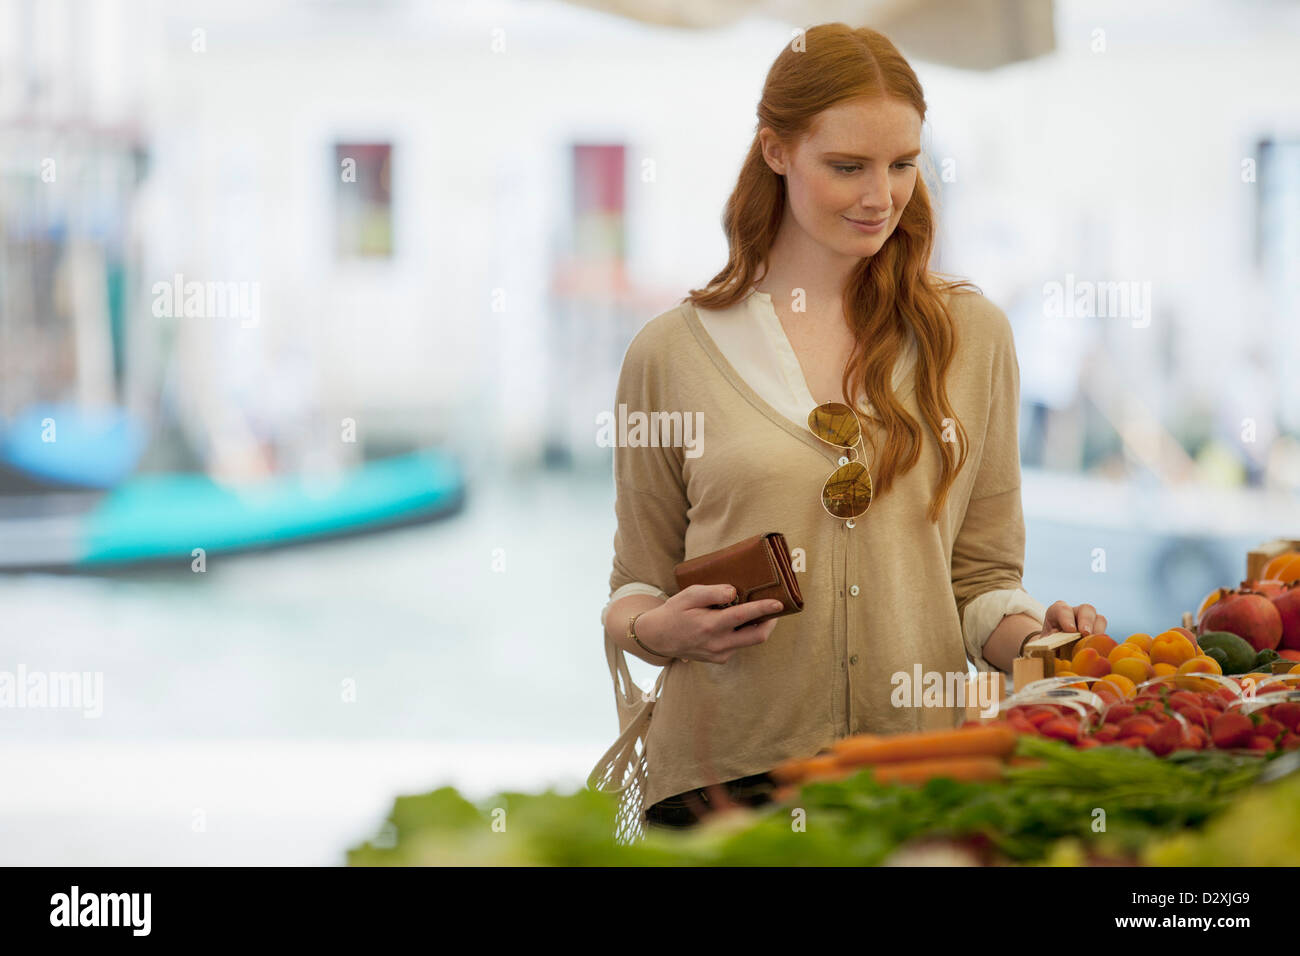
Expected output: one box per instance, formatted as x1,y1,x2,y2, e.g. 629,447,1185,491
1038,601,1108,639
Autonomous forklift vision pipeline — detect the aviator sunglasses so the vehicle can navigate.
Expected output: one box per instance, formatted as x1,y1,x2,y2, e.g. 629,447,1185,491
806,402,874,521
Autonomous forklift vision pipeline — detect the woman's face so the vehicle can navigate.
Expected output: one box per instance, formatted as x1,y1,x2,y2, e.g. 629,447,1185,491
761,97,922,260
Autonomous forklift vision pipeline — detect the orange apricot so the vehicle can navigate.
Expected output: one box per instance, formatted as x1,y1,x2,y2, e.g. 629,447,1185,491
1152,662,1178,677
1124,633,1155,653
1108,644,1151,665
1178,655,1223,676
1074,634,1118,657
1111,656,1154,684
1151,632,1196,667
1069,647,1112,678
1176,656,1223,693
1101,673,1138,699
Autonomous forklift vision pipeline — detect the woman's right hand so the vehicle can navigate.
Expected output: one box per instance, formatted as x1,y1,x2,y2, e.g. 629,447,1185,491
634,584,784,664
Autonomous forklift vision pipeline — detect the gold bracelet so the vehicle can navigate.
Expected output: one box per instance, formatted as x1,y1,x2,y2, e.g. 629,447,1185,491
628,611,678,661
1016,627,1044,657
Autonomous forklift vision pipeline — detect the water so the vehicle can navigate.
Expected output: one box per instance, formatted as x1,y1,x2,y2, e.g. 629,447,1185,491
0,468,622,864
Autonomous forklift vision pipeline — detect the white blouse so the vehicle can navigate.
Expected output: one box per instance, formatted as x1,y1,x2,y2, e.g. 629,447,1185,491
603,288,1046,670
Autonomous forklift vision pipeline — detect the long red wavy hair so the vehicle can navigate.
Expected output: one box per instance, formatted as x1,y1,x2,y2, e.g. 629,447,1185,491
686,22,979,523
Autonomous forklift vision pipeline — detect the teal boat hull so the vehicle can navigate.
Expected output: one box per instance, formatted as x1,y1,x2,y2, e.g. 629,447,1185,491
0,448,465,570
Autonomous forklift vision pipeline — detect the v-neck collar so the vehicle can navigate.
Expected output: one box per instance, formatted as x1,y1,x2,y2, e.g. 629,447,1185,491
747,288,919,414
747,289,821,413
680,291,919,460
681,299,837,460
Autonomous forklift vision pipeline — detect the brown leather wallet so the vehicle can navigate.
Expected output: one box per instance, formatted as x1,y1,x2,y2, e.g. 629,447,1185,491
673,531,803,630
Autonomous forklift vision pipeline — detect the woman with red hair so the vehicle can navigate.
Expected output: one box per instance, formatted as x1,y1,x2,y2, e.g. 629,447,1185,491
600,23,1105,832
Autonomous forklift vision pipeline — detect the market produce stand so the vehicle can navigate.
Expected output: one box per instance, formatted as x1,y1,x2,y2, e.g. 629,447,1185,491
346,538,1300,866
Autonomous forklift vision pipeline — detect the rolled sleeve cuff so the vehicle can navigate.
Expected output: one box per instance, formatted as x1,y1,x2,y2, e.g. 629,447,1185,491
962,588,1047,671
600,581,670,629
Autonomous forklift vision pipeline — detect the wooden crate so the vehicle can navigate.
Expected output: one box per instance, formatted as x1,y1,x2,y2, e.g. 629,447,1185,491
1019,631,1086,681
961,671,1007,722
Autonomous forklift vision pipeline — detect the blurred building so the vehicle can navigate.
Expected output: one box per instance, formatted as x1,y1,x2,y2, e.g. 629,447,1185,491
1,0,1297,491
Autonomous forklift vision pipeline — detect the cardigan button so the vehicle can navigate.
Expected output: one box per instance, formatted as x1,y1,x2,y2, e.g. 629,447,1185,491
838,455,850,466
849,585,860,596
845,519,856,529
849,654,859,665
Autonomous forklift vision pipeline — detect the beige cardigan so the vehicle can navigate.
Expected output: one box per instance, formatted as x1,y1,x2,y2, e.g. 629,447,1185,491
606,288,1035,809
601,287,1046,664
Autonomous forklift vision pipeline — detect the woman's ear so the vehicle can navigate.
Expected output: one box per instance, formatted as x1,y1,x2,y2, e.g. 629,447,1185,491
757,127,789,176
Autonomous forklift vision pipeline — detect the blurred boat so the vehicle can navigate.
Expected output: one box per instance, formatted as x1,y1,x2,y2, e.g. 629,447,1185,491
0,402,147,493
0,440,466,571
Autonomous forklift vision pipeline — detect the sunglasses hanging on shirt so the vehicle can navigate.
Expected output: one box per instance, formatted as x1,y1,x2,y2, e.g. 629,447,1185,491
806,401,874,521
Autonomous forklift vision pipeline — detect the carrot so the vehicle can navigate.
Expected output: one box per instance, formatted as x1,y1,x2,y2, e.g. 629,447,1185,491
869,756,1005,786
768,758,810,784
831,725,1018,767
769,752,846,785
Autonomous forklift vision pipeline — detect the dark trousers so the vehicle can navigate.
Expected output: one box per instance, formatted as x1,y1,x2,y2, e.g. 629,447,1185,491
644,772,775,830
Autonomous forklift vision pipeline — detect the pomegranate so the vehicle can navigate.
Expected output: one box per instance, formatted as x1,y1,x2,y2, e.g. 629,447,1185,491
1239,579,1287,599
1272,582,1300,652
1197,588,1282,653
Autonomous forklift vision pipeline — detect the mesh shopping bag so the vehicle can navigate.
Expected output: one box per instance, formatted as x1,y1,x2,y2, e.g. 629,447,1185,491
587,630,668,844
